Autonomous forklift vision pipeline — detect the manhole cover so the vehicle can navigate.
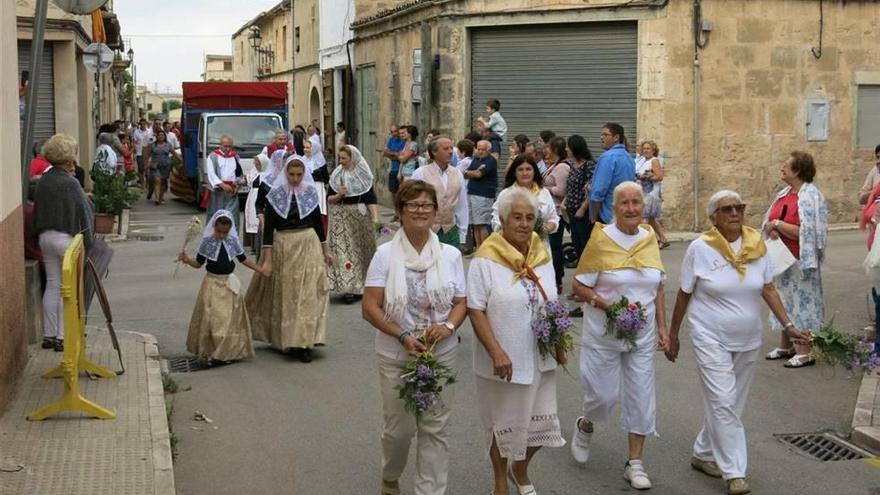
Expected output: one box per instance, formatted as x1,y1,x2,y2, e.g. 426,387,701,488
165,356,212,373
774,431,874,461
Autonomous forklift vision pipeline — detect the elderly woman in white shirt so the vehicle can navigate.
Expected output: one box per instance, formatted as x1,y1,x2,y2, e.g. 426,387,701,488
570,181,667,491
666,190,809,495
362,180,467,495
468,188,565,495
491,154,559,252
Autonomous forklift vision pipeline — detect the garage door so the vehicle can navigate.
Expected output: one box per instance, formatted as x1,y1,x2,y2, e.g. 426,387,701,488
470,21,638,183
18,41,56,145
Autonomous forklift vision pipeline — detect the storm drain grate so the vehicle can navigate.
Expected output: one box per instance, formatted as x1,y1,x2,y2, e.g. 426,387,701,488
165,356,213,373
774,431,874,461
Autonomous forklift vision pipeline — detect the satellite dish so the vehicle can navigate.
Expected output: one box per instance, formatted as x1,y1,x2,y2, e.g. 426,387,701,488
52,0,110,15
83,43,114,73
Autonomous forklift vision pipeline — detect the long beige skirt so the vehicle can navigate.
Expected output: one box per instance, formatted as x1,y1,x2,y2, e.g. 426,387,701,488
475,370,566,461
187,273,255,361
245,228,328,350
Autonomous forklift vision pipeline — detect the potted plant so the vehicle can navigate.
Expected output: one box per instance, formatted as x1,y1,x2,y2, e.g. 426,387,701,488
92,169,141,234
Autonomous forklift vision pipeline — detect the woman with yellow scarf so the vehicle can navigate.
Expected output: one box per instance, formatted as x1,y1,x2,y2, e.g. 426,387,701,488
569,181,667,490
665,190,809,495
468,188,565,495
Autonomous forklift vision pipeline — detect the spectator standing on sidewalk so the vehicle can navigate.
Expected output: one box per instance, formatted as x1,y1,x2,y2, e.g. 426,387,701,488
464,140,498,249
132,119,153,185
29,140,51,179
590,123,636,225
412,136,469,247
542,137,570,295
382,124,405,195
34,134,95,352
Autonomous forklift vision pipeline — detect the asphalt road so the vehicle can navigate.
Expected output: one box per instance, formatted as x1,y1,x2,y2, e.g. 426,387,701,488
95,197,880,495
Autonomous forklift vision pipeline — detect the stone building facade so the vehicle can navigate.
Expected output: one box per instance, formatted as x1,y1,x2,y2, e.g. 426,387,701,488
202,54,233,81
352,0,880,229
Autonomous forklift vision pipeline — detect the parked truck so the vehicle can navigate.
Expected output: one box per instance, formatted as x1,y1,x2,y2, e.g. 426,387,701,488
176,81,289,204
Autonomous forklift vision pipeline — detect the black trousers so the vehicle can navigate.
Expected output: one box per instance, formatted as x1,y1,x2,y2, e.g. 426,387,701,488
548,219,567,289
569,215,594,263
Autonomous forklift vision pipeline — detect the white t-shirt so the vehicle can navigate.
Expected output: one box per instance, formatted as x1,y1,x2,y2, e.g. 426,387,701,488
467,257,557,385
575,224,665,351
132,128,153,156
680,237,775,351
365,242,466,361
491,186,559,235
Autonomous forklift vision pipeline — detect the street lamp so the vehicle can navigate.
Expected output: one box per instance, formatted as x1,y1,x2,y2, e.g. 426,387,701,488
127,47,137,120
248,26,262,49
247,25,274,78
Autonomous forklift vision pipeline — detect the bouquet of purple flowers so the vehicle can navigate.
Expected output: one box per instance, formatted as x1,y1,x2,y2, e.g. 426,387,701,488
605,296,648,350
811,323,880,376
532,300,575,365
397,338,457,417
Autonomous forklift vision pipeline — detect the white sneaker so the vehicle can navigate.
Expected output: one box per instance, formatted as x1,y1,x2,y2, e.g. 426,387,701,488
570,417,592,464
624,460,652,490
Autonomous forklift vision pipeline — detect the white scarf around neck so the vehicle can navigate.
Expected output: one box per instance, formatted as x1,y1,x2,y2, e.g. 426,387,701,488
384,228,453,323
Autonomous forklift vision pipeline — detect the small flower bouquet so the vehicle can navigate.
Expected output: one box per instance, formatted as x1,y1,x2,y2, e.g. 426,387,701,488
532,300,575,365
172,216,203,278
811,323,880,376
605,296,647,351
533,212,547,239
397,338,457,417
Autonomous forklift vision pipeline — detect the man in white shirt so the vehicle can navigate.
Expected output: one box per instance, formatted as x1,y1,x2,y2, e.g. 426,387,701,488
206,135,244,231
163,122,180,153
411,136,469,246
132,119,153,185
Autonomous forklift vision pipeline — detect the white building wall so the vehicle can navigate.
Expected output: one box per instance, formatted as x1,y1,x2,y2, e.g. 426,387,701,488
318,0,355,70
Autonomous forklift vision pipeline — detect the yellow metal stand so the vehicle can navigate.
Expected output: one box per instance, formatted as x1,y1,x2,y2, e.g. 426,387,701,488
28,235,116,421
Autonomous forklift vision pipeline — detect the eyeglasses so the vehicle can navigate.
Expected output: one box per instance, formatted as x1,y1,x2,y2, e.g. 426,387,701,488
404,202,437,212
716,204,747,215
600,132,612,138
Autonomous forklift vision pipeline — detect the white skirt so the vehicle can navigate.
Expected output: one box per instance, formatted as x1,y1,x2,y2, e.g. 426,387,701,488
475,370,565,461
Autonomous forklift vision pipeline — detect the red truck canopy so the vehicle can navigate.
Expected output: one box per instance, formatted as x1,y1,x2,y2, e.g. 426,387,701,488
182,82,288,110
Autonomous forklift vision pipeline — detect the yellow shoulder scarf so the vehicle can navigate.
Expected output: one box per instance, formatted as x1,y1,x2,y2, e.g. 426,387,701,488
475,231,551,287
575,223,665,274
700,226,767,280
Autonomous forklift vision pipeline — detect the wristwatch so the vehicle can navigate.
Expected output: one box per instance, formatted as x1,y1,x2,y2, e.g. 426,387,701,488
773,219,782,230
443,321,456,333
589,295,599,308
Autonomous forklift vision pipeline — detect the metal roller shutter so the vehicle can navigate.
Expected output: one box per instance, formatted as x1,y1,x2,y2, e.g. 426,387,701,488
470,22,638,187
18,41,56,146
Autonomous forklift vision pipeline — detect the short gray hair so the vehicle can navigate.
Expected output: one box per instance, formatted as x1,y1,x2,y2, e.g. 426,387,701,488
220,134,233,143
98,132,114,145
612,181,643,206
706,190,743,217
497,188,539,220
427,135,451,159
528,140,544,156
42,133,78,166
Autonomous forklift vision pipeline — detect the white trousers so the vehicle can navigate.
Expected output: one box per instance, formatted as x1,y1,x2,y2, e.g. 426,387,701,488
580,344,657,436
692,343,760,480
377,349,456,495
38,230,73,340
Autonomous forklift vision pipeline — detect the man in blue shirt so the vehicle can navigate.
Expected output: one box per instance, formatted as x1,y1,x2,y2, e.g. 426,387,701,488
381,124,405,194
590,123,636,224
464,140,498,248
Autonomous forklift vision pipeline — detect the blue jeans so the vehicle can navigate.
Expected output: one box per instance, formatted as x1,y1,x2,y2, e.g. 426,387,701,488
388,170,400,194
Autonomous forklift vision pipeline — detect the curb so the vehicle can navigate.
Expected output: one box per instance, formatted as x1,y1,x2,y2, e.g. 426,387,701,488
852,371,880,454
132,331,177,495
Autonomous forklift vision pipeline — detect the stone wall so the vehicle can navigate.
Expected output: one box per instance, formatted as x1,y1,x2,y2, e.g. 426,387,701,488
354,0,880,229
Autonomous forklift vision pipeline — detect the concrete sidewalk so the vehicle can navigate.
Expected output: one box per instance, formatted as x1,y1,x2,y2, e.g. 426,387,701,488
0,329,174,495
853,372,880,453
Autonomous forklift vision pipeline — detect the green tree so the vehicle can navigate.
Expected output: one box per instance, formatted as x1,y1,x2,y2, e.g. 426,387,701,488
162,100,182,113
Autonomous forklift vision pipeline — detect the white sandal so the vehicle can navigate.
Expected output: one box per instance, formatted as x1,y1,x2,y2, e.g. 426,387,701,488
783,354,816,368
765,347,795,360
507,462,537,495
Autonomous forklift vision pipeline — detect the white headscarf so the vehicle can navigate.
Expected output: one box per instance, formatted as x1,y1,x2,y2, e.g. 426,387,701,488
260,149,287,184
308,134,326,169
383,228,453,323
266,154,320,219
329,145,374,197
197,209,245,262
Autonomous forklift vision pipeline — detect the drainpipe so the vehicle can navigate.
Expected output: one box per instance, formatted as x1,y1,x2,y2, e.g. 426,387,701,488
692,0,710,231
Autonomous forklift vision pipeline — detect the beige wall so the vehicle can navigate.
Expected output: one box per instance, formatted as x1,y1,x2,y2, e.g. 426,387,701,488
292,0,321,127
1,0,27,415
354,0,880,228
231,1,294,120
204,57,232,81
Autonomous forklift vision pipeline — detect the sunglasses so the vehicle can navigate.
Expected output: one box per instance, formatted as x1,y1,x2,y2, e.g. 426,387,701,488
716,204,747,214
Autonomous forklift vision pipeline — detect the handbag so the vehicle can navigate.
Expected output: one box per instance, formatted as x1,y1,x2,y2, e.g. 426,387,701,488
864,232,880,288
765,237,796,277
199,188,211,209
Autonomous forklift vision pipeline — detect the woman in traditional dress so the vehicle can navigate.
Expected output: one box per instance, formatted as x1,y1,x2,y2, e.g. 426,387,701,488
761,151,828,368
570,181,667,490
178,210,261,363
468,188,565,495
491,154,559,251
362,180,467,495
327,145,380,304
34,133,94,352
246,156,332,363
666,190,809,495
